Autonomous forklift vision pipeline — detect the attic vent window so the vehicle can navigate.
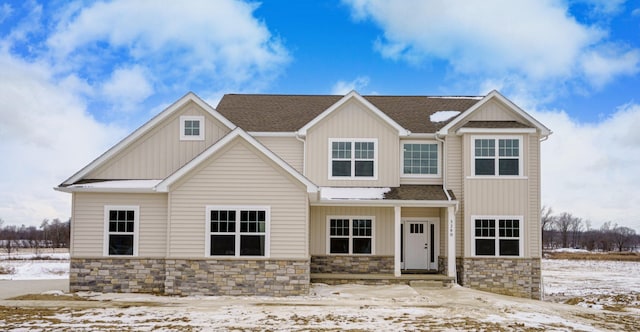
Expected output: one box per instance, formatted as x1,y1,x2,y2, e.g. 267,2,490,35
430,111,460,123
180,115,205,141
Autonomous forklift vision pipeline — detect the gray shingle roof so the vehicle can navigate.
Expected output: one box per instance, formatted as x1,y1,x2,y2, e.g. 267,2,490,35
216,94,482,133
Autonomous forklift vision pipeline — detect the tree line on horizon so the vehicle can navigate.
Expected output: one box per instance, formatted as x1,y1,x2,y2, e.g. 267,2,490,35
541,206,639,252
0,218,70,255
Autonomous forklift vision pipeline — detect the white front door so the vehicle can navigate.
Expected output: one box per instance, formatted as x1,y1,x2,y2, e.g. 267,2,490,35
404,221,439,270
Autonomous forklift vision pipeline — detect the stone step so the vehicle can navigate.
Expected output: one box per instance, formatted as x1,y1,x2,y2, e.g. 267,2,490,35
409,280,451,288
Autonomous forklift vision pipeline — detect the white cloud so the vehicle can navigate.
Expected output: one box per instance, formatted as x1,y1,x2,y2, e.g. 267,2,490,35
0,51,125,226
331,76,370,94
102,66,153,111
0,3,12,24
46,0,289,91
534,103,640,232
343,0,639,91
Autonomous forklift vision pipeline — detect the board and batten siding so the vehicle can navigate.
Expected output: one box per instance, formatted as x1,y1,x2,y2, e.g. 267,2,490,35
71,192,167,257
86,101,231,180
445,135,465,256
309,206,395,256
167,138,309,259
305,99,400,187
256,136,304,173
462,133,542,258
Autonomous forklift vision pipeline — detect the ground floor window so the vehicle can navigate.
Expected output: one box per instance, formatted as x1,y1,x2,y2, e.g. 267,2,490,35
473,216,522,256
207,206,269,257
104,206,139,256
327,217,374,254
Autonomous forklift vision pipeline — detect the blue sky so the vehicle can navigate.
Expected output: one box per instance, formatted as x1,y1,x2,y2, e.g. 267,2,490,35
0,0,639,232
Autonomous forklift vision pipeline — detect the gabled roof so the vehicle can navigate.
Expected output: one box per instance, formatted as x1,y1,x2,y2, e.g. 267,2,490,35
155,127,318,193
297,91,410,136
60,92,236,186
437,90,552,136
216,92,481,133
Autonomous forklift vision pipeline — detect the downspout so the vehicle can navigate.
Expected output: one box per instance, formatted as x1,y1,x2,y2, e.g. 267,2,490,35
435,133,455,209
295,132,307,176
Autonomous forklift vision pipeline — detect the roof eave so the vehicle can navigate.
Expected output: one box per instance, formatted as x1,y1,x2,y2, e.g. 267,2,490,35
311,199,457,207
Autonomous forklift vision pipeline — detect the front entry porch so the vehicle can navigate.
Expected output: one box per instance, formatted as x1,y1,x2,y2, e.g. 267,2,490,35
310,272,455,288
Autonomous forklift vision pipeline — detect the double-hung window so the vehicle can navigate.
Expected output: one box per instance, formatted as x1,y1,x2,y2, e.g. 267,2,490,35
473,136,521,176
180,115,205,141
402,141,439,176
327,217,374,254
473,217,522,257
104,206,138,256
207,206,269,257
330,139,377,179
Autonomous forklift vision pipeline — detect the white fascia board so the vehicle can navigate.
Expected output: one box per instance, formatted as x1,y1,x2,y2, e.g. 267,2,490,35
456,128,537,135
437,90,552,137
403,133,436,139
297,90,410,137
248,132,297,137
311,199,457,207
155,128,318,193
61,92,236,186
54,187,159,193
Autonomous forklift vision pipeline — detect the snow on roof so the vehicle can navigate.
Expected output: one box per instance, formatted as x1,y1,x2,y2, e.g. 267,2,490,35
320,187,391,200
67,180,163,190
430,111,461,123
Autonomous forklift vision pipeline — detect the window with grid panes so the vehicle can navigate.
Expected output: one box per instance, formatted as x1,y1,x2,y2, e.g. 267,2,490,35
208,207,268,256
105,207,137,256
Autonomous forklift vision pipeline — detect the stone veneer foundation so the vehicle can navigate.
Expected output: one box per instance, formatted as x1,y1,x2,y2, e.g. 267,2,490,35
310,255,394,274
70,258,166,294
70,258,309,296
459,257,542,299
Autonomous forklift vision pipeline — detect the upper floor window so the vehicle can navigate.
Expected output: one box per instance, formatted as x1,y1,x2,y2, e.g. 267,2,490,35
329,139,377,179
104,206,139,256
402,141,439,177
206,206,269,257
180,115,205,141
472,217,522,257
472,136,522,176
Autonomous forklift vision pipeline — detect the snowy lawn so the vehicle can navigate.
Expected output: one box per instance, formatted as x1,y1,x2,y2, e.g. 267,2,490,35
0,251,69,280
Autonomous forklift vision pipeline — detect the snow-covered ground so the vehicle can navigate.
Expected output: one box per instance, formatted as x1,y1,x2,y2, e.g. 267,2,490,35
0,252,69,280
1,253,639,330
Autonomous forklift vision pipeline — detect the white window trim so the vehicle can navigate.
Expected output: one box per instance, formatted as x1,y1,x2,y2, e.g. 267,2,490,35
325,216,375,255
180,115,205,141
103,205,139,257
470,135,524,178
400,140,441,178
205,205,271,258
328,138,378,180
470,215,524,258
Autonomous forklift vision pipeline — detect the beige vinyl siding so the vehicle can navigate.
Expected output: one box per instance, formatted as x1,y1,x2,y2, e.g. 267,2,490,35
309,206,394,255
462,133,541,258
168,138,308,259
305,99,400,187
528,135,541,257
445,135,465,256
87,101,231,180
465,99,527,122
71,192,167,258
256,136,304,173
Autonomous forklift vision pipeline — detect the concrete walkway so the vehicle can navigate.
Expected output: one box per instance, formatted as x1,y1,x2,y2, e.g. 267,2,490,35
0,279,69,300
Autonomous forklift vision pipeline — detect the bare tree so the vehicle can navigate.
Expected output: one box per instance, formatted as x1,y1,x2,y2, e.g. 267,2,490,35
612,226,636,252
556,212,575,248
541,206,555,249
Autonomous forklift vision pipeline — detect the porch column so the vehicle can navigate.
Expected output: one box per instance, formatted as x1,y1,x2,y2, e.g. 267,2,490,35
447,206,456,279
394,205,401,277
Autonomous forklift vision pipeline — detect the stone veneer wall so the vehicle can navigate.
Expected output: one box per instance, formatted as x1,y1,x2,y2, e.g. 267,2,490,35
70,258,165,294
310,255,394,274
460,258,542,299
164,259,309,296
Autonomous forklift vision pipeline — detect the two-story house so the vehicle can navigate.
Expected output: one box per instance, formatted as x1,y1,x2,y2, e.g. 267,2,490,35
56,90,551,299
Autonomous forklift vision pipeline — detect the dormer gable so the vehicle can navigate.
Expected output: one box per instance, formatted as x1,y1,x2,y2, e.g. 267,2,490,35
60,92,236,186
437,90,552,137
297,91,410,137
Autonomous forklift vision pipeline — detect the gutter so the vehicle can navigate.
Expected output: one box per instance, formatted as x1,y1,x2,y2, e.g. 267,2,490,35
435,133,458,212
